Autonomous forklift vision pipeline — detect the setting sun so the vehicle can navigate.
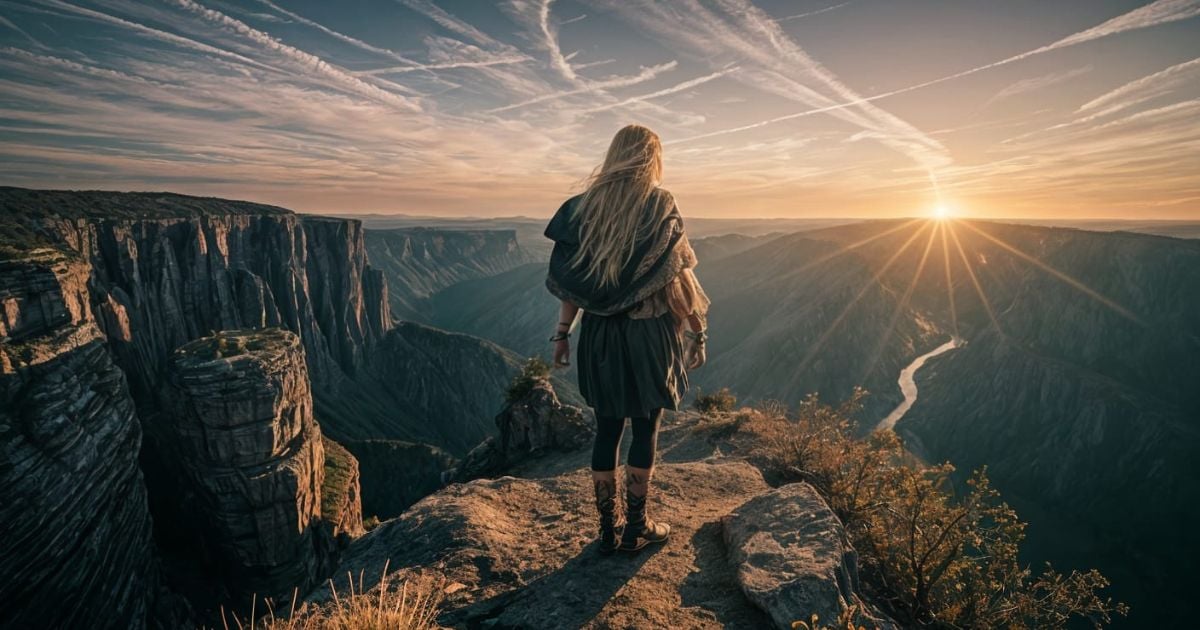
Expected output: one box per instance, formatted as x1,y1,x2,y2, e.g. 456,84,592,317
932,204,953,220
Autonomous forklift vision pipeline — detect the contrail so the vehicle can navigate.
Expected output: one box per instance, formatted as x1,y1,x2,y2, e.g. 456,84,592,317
486,61,678,113
778,2,852,23
356,57,530,76
582,66,736,114
670,0,1200,145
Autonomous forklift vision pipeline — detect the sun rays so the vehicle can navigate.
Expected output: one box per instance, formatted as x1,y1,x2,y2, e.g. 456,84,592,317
791,214,1145,384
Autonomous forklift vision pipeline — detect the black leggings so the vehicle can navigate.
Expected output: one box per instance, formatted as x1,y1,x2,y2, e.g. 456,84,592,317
591,409,663,471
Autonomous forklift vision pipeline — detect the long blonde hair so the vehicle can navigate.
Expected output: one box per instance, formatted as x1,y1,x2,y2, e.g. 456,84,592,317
570,124,670,287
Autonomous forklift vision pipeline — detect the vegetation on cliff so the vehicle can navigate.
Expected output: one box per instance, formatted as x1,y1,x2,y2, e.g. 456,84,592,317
727,389,1127,629
222,568,443,630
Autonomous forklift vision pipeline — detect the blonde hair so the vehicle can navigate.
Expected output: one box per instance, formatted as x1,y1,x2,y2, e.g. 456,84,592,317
570,124,671,287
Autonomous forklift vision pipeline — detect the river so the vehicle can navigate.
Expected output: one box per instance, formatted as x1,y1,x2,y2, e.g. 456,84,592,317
875,337,962,432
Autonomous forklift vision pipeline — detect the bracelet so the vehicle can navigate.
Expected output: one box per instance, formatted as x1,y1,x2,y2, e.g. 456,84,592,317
549,332,570,342
683,329,707,345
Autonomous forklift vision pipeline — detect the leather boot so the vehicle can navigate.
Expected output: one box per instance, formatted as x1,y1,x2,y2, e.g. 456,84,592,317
593,477,621,555
619,471,670,552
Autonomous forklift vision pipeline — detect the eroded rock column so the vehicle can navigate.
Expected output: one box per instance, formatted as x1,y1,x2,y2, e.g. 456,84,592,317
166,328,331,605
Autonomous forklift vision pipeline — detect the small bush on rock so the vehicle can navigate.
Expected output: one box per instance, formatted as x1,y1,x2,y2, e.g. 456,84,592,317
732,388,1127,629
693,387,737,413
506,356,551,403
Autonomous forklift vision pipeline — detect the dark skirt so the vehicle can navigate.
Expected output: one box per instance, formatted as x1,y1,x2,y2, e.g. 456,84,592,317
576,310,688,418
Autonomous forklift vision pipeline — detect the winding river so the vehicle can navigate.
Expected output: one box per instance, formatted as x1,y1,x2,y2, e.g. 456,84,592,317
875,337,963,432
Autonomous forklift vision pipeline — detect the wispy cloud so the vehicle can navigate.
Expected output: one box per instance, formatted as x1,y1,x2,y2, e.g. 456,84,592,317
582,66,736,114
982,65,1092,109
778,2,853,23
1077,56,1200,118
486,60,678,113
0,0,1196,218
673,0,1200,146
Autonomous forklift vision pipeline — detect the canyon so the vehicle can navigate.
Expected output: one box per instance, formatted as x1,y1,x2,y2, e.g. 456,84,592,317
3,186,1195,627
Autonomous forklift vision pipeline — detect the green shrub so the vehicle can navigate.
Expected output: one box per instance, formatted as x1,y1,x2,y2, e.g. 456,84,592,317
505,356,551,403
693,387,737,413
731,389,1127,629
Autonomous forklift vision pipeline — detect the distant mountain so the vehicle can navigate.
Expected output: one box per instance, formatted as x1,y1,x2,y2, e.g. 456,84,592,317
364,227,538,320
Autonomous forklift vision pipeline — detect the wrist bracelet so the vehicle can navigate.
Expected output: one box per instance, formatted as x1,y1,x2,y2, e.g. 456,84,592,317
549,332,570,342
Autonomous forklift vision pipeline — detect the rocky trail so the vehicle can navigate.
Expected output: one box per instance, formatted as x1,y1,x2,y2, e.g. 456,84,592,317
320,407,886,629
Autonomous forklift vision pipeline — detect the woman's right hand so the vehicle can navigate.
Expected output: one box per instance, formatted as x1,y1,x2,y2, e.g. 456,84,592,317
553,339,571,369
685,341,706,369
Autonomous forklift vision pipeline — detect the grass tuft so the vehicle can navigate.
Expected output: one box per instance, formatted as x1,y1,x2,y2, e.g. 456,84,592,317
217,563,444,630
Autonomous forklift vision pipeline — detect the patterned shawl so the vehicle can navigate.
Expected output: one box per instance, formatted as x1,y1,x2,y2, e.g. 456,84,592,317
544,189,695,316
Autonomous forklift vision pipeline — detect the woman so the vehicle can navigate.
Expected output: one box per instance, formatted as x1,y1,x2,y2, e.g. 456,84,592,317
544,124,709,555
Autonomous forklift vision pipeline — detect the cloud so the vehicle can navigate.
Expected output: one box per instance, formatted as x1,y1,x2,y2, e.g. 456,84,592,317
486,61,679,113
169,0,422,112
1077,56,1200,118
581,66,736,114
982,65,1092,109
601,0,949,173
672,0,1200,147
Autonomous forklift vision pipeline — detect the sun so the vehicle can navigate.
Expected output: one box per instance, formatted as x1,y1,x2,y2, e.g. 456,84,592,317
931,203,953,220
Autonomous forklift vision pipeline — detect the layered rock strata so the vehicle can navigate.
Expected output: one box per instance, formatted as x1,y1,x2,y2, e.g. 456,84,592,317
0,248,158,629
164,328,333,606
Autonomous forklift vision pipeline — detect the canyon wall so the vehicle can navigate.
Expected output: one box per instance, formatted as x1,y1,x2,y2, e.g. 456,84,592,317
0,248,158,628
1,188,392,398
364,227,536,321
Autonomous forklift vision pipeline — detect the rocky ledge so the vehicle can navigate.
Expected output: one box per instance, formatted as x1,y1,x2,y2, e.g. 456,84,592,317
320,411,889,629
163,328,339,607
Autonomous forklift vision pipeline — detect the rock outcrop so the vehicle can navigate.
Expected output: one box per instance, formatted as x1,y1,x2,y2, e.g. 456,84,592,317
449,375,593,482
722,483,894,629
327,460,776,629
163,328,335,607
320,411,890,629
0,248,158,629
321,437,366,541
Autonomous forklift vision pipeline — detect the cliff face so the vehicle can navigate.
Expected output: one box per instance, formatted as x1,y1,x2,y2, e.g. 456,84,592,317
0,248,158,629
1,188,390,399
364,227,537,321
163,329,334,608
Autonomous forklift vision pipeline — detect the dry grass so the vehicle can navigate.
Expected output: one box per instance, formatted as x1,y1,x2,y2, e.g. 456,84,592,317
217,563,444,630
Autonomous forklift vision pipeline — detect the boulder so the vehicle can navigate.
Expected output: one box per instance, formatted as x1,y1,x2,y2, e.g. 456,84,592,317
721,483,894,629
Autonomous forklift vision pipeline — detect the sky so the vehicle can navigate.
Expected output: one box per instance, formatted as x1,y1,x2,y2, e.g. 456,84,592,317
0,0,1197,219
